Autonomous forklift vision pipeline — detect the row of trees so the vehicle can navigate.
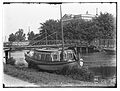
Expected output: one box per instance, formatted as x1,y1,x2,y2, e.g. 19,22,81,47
38,12,116,43
8,29,26,42
8,12,116,43
8,29,39,42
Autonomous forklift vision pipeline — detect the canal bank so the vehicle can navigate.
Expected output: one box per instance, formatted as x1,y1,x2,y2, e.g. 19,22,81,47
3,50,116,87
3,74,37,87
3,50,116,78
3,64,116,87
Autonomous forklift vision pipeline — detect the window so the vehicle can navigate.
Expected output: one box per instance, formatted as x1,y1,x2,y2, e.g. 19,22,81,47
67,53,73,60
38,54,41,60
60,52,67,61
53,54,58,61
41,54,46,61
33,52,38,59
45,54,52,61
63,53,67,59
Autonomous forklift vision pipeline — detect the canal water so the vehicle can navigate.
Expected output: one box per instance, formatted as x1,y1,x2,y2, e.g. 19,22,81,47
4,50,116,79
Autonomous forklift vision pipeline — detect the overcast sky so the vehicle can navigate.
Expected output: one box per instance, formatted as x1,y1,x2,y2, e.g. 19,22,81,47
3,2,116,41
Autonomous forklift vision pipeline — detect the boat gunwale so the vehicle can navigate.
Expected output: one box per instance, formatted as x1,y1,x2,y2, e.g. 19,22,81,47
25,54,78,65
34,48,74,53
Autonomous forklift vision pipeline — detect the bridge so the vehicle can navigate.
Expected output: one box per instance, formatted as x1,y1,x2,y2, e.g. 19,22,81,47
3,39,116,53
4,40,89,48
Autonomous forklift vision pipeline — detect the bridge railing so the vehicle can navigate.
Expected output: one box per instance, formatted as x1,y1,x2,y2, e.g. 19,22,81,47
90,39,116,48
5,39,116,48
30,40,89,46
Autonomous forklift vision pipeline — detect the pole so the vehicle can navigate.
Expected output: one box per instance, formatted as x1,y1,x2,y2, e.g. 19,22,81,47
45,29,47,45
56,32,57,45
28,26,30,33
60,4,64,61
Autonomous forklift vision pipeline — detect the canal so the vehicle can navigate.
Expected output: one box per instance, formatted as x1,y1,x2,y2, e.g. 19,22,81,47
4,50,117,79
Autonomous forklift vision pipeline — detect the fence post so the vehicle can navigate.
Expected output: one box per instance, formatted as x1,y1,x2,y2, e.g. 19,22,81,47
86,47,88,53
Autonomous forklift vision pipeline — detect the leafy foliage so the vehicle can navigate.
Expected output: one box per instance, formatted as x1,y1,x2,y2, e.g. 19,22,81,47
8,12,115,43
6,57,16,65
8,29,26,42
93,12,115,39
38,12,115,43
27,31,35,40
39,19,61,40
15,29,26,41
8,33,16,42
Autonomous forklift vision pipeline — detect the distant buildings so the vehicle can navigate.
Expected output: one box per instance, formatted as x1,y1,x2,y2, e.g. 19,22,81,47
62,11,97,24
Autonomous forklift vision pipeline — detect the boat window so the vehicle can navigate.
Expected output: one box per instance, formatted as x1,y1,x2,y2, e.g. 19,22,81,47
38,54,41,60
45,54,52,61
53,54,58,61
60,52,67,61
33,52,38,59
63,53,67,60
41,54,46,61
67,52,73,60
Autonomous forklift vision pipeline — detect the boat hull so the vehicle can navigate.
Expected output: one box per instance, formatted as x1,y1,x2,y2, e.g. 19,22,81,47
37,62,78,71
25,54,79,71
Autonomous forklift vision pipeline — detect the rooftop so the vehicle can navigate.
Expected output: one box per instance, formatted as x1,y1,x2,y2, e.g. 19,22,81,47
34,48,73,53
62,13,97,22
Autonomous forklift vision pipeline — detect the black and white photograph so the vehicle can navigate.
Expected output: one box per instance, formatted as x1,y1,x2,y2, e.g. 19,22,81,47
2,0,117,88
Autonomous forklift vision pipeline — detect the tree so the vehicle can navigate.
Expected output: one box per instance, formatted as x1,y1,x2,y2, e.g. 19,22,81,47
27,31,35,40
93,12,115,39
8,29,26,42
15,29,26,41
63,19,100,43
39,19,61,40
8,33,16,42
38,12,115,44
63,19,82,40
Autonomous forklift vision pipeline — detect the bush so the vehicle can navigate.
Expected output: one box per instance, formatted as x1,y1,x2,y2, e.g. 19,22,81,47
60,66,94,82
15,58,28,68
6,57,16,65
3,64,75,84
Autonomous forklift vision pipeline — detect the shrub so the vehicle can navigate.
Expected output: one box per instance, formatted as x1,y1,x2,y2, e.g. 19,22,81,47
60,66,94,82
6,57,16,65
15,58,28,68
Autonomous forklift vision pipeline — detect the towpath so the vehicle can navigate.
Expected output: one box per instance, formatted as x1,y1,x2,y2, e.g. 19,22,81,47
3,74,37,87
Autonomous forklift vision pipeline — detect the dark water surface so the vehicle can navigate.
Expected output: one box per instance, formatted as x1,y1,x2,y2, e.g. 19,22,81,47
9,50,116,78
81,52,116,67
81,52,116,78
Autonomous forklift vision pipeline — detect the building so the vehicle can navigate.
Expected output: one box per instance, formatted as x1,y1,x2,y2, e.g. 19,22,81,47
62,11,97,24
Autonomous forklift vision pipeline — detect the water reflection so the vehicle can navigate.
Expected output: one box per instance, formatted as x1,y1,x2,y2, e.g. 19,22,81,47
81,52,116,67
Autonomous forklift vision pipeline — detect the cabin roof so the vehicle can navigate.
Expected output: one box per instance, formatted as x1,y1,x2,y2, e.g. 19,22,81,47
34,48,73,53
34,48,59,52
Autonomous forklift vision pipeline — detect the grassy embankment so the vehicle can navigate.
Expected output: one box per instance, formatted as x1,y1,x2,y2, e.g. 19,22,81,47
3,57,116,87
3,63,116,87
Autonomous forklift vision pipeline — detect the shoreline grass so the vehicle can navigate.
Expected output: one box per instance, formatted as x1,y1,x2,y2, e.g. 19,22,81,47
3,64,82,84
3,63,116,87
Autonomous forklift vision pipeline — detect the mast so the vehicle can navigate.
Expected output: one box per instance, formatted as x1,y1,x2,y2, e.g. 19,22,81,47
28,26,30,33
96,8,98,16
60,4,64,61
45,29,47,45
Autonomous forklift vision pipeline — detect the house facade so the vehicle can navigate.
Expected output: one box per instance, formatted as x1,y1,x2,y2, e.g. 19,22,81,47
62,12,97,24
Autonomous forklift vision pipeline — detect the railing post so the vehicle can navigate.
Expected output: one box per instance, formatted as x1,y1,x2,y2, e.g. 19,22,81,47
86,47,88,53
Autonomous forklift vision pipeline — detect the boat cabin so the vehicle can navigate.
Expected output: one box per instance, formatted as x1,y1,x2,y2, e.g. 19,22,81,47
27,48,76,62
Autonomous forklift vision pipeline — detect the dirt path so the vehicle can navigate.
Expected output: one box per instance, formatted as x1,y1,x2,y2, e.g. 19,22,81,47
3,74,37,87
